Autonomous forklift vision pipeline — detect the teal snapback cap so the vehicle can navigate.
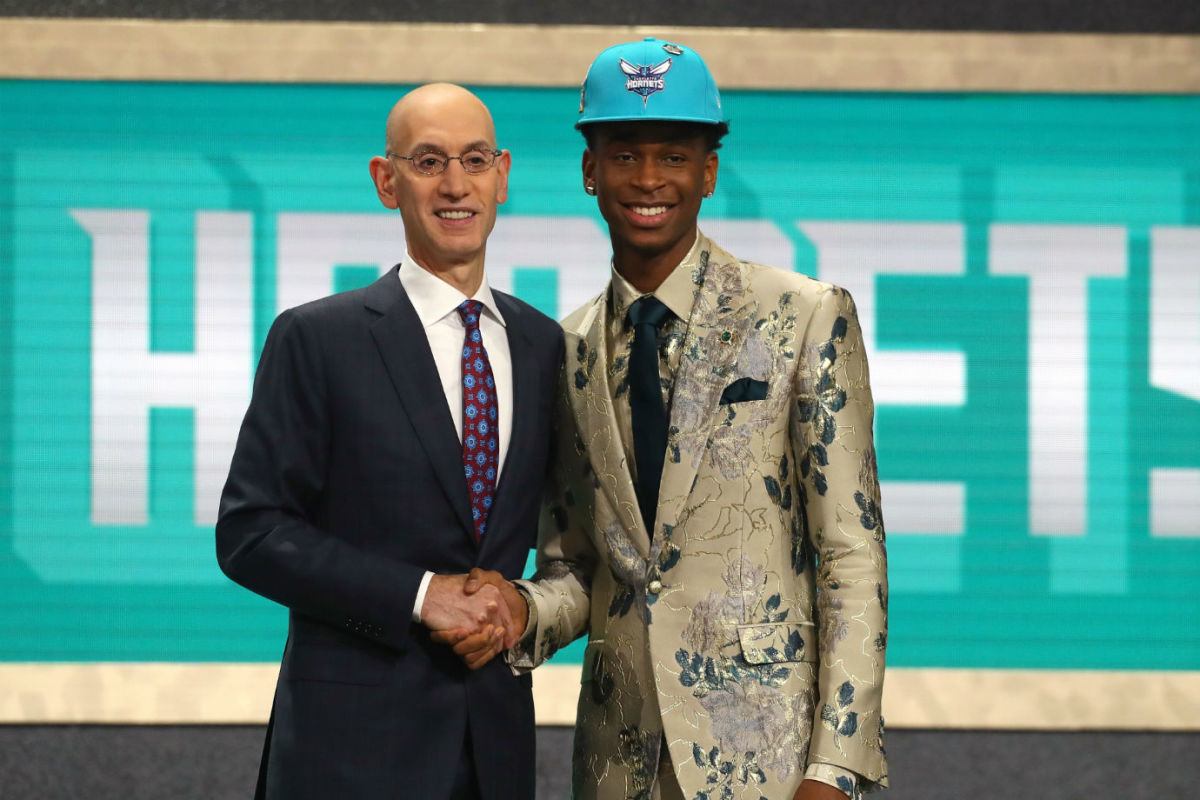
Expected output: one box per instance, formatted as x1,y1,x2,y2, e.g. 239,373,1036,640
576,37,723,128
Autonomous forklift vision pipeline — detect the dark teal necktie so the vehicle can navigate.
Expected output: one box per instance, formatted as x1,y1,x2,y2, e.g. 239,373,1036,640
627,296,671,535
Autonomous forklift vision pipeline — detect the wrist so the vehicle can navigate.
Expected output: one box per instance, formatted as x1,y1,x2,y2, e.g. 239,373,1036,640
413,570,436,623
511,583,532,626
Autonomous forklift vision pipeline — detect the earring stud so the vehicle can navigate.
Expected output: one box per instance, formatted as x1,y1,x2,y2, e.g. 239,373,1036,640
704,191,714,198
585,184,596,195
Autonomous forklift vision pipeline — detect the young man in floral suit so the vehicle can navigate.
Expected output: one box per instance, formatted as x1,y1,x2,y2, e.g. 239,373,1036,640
443,38,889,800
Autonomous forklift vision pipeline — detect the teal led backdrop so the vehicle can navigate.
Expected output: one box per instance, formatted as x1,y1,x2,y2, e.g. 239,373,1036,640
1,81,1198,669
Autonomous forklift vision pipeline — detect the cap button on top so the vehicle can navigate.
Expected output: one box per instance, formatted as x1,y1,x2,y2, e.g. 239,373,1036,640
647,579,663,595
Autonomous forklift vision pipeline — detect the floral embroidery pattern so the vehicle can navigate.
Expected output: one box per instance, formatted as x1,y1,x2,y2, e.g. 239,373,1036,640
605,521,649,620
855,490,884,544
616,725,659,800
574,336,599,390
763,454,793,512
672,556,820,793
796,314,850,497
821,680,860,741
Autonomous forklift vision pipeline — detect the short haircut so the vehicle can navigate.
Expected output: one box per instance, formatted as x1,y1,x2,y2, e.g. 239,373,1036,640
579,121,730,153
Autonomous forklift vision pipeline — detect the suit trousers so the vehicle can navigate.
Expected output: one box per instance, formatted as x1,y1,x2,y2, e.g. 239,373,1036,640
450,727,482,800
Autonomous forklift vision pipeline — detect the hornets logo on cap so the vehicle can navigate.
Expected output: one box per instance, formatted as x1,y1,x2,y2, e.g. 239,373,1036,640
619,58,672,106
576,38,722,127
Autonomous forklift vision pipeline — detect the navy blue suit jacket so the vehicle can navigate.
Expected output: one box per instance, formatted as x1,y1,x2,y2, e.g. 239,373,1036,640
217,265,564,799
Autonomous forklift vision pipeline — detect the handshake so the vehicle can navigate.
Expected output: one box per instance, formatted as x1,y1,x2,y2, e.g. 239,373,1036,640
421,568,529,670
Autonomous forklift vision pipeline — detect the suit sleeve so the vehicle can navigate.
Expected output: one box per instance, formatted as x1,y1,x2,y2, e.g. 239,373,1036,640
791,286,889,789
215,308,426,652
509,360,596,671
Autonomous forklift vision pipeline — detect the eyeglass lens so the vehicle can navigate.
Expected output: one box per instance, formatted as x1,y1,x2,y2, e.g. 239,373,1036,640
410,150,496,175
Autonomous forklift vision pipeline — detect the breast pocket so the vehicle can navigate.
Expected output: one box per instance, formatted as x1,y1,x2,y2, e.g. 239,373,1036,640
719,376,769,405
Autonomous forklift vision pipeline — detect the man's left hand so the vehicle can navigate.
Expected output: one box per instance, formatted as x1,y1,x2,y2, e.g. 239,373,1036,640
431,624,507,670
793,780,850,800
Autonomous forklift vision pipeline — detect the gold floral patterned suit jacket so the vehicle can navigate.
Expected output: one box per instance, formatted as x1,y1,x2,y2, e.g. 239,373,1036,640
513,237,888,800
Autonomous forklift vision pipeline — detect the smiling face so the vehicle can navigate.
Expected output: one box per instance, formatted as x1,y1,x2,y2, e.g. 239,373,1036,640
369,84,510,284
583,121,718,289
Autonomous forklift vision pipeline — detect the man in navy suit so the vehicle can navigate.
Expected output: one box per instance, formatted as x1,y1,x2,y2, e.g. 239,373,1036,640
217,83,563,800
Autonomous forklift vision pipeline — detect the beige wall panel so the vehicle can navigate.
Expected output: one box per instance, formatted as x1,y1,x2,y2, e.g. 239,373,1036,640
881,668,1200,730
2,664,1198,729
1,19,1198,92
0,663,278,724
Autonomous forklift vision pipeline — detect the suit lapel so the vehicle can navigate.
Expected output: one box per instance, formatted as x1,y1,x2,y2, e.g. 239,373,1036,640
365,269,475,540
656,244,755,537
565,293,650,557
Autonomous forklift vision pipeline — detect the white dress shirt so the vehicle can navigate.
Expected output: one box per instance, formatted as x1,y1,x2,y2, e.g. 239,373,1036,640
397,252,513,622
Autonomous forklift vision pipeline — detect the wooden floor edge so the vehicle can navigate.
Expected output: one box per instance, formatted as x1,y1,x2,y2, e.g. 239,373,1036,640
1,19,1198,92
2,663,1198,729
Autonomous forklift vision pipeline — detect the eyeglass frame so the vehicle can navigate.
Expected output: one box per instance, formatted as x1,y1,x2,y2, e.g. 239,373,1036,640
385,148,504,176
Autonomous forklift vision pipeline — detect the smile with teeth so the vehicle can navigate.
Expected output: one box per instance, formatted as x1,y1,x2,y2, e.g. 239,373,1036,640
630,205,669,217
437,210,475,220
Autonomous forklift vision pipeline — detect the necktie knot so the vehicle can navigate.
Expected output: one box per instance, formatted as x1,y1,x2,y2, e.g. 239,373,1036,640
627,295,671,330
457,299,484,329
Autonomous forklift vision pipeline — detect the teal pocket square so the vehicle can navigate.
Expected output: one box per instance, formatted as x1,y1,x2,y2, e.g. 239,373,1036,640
719,377,768,404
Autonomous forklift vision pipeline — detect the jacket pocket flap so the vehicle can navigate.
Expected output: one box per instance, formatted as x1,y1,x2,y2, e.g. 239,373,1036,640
736,622,816,664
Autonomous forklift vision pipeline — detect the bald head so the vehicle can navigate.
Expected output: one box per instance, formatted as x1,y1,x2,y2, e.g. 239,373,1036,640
385,83,497,155
368,82,511,291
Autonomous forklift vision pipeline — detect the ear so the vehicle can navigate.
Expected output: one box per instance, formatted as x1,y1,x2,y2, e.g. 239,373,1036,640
494,149,512,205
368,155,398,210
582,148,596,194
703,151,719,197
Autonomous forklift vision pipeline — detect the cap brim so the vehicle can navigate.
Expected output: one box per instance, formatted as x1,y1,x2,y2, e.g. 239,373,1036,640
575,113,725,129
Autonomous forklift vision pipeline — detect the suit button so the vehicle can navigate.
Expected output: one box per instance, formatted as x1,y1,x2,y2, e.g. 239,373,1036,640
647,580,663,595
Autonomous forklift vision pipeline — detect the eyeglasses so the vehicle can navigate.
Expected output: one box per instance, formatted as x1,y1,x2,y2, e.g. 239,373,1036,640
386,148,502,176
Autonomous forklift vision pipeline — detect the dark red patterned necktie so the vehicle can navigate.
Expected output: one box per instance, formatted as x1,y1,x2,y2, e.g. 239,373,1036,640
456,300,498,542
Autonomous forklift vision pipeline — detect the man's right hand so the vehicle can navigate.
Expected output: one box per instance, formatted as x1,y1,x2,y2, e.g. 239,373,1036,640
429,568,529,669
421,573,514,640
463,568,528,643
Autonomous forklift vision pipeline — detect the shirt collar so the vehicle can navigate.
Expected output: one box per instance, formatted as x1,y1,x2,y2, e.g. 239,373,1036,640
610,231,704,324
397,250,507,329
